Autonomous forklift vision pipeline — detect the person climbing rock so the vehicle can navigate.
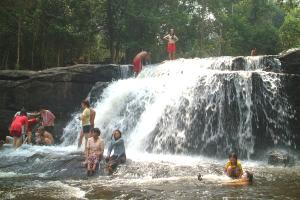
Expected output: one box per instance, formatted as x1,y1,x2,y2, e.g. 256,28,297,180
9,109,28,148
163,28,179,60
132,51,151,76
105,129,126,174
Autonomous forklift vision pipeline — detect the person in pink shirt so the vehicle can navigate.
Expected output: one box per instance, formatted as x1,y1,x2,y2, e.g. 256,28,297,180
39,107,55,136
86,128,104,176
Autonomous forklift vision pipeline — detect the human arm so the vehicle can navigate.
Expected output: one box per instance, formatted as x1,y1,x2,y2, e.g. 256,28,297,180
224,161,230,173
173,35,179,42
163,34,170,41
106,140,113,158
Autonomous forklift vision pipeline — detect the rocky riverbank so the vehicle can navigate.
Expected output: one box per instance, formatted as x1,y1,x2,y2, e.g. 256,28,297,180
0,64,129,141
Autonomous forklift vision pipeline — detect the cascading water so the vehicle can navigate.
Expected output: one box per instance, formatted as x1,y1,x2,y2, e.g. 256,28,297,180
61,57,295,158
1,56,299,200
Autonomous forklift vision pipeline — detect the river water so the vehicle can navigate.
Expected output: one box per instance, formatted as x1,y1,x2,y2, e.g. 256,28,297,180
1,57,299,199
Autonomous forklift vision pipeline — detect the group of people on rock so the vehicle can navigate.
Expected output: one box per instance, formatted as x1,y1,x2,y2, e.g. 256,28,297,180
78,99,126,176
7,107,55,148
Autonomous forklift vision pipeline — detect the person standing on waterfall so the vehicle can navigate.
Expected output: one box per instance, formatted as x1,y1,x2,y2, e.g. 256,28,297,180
163,28,179,60
78,100,91,149
132,51,151,76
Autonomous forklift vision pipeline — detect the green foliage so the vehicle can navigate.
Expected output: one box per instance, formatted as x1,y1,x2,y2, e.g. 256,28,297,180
0,0,299,69
279,8,300,49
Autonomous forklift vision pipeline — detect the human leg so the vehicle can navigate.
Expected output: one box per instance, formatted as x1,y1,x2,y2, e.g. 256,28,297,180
78,130,84,148
15,137,22,148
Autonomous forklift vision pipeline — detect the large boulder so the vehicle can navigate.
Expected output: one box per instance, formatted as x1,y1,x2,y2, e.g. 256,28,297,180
0,64,123,141
279,48,300,74
268,150,295,166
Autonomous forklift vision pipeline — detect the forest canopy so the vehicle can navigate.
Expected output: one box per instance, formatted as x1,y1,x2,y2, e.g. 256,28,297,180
0,0,299,70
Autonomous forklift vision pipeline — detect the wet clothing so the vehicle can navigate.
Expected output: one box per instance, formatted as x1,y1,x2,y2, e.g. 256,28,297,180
28,118,38,132
82,125,91,134
225,160,243,178
107,137,126,158
167,43,176,53
106,154,126,170
87,137,104,165
10,115,28,138
133,57,142,74
81,108,91,126
41,110,55,127
44,126,54,134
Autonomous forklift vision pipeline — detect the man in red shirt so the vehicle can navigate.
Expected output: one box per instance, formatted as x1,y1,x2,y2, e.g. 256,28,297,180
9,110,28,148
132,51,151,76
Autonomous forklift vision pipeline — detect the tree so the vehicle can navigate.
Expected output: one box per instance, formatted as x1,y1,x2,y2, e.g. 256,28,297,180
279,8,300,49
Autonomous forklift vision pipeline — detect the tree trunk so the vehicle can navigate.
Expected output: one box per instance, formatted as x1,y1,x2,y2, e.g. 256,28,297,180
16,18,21,69
57,48,60,67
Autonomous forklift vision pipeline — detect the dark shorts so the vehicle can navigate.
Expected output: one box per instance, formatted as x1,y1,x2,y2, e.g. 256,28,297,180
44,126,54,134
82,125,91,134
106,154,126,170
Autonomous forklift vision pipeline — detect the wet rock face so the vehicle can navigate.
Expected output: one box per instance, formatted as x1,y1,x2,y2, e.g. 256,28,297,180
0,64,121,141
279,48,300,75
268,151,295,166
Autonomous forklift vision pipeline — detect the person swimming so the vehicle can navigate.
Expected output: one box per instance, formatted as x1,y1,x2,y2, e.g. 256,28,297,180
198,171,253,186
224,153,243,178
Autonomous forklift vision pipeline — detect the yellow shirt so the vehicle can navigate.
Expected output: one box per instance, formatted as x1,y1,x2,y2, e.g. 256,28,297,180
225,160,243,174
81,108,90,126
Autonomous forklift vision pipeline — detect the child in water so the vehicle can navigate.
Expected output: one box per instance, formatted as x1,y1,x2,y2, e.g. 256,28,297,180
224,153,243,178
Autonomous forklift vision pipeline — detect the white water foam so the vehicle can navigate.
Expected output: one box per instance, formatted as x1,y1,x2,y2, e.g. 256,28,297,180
61,57,293,159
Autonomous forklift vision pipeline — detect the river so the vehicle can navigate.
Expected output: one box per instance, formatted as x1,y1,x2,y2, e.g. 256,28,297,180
1,57,299,199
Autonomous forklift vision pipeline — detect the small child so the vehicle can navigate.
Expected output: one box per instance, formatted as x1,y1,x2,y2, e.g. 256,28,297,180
224,153,243,178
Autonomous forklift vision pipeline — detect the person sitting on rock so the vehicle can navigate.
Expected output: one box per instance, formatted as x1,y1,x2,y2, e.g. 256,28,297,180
86,128,104,176
105,129,126,174
35,126,54,146
224,153,243,178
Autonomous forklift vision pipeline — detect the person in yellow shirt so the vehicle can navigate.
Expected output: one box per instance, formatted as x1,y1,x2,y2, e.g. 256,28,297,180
224,153,243,178
78,100,91,149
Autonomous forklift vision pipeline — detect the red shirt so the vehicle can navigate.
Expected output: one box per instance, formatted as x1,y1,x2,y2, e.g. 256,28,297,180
10,115,28,134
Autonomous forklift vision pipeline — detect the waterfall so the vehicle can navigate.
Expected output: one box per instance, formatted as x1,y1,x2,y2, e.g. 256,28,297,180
61,57,295,158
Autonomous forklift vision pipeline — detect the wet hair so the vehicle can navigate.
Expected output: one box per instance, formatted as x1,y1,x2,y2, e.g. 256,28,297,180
37,126,45,134
20,108,27,116
229,153,238,160
91,128,101,136
245,171,253,183
114,129,122,137
81,100,90,108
